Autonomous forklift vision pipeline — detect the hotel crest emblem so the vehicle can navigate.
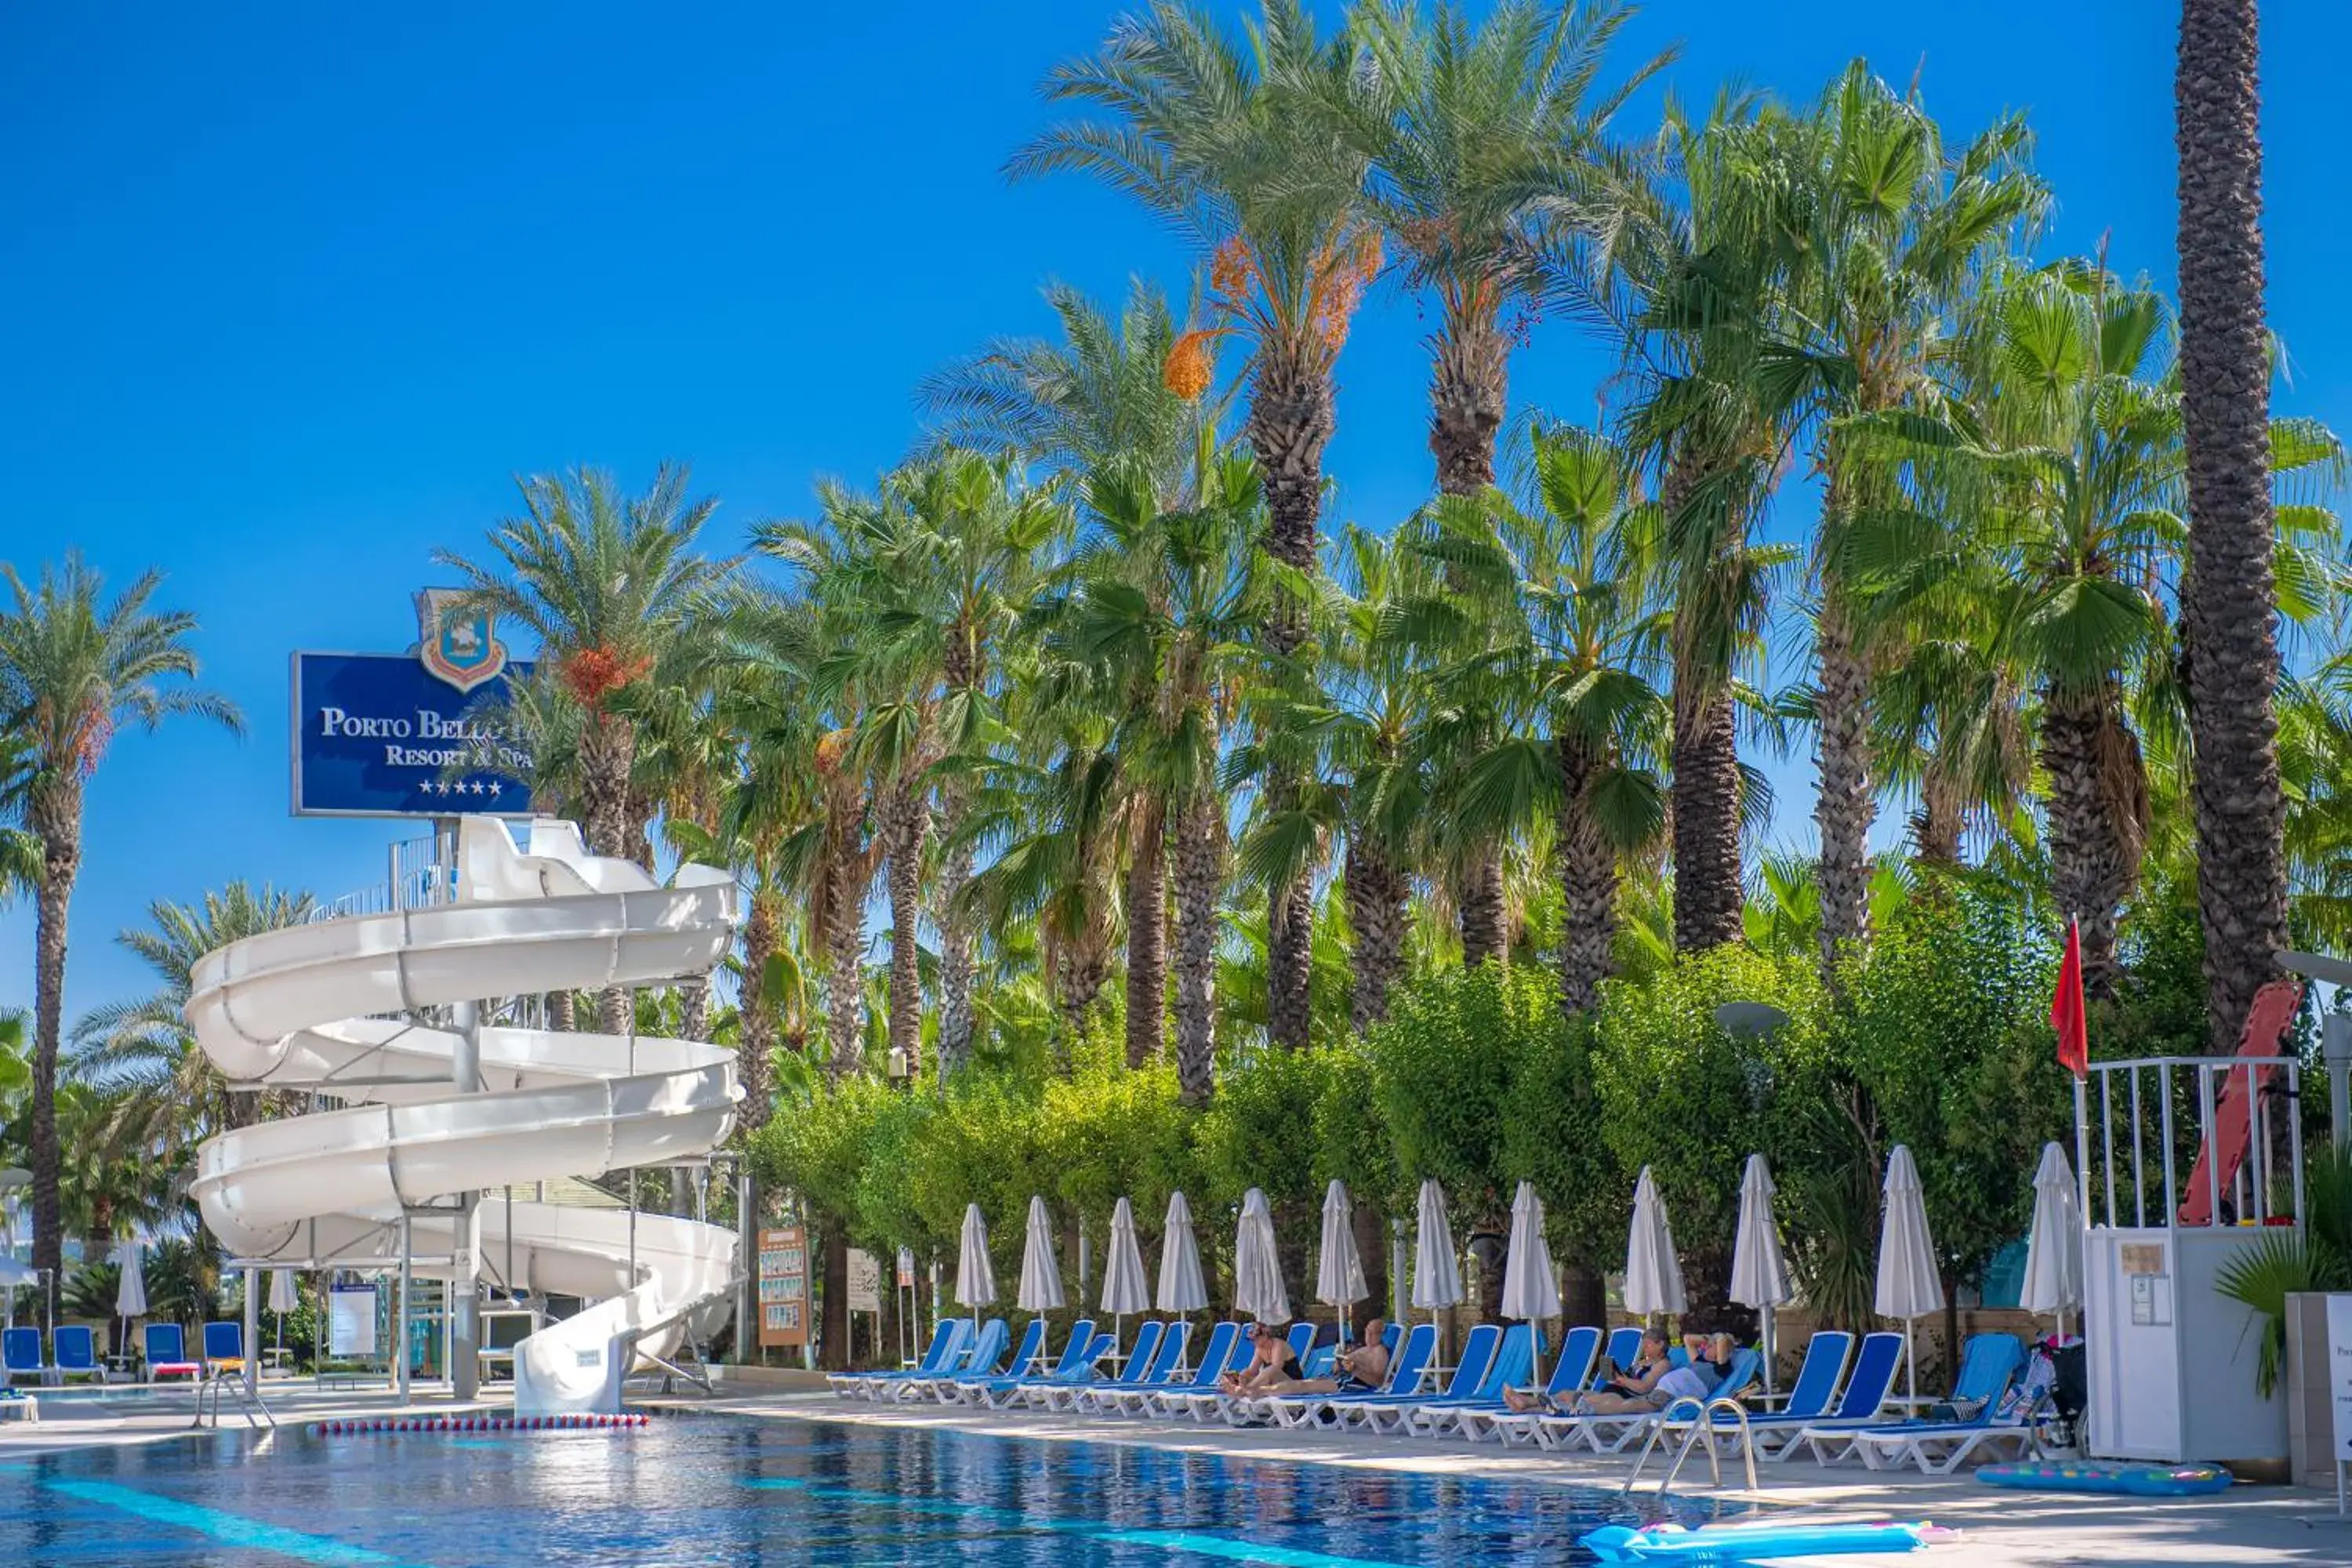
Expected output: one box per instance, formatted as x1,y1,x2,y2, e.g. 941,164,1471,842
415,588,510,695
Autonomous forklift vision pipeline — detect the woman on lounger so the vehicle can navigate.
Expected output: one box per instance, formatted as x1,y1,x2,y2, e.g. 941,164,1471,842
1554,1328,1679,1415
1218,1323,1303,1396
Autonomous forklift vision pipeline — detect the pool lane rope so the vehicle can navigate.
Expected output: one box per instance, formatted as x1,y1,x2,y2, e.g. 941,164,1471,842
309,1414,651,1435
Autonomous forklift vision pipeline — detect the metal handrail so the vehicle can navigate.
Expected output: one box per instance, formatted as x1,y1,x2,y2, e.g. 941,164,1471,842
190,1367,278,1431
1624,1397,1759,1497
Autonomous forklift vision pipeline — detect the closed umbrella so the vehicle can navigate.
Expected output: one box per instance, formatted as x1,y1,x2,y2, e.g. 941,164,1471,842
112,1238,147,1367
1500,1181,1561,1386
1315,1181,1369,1345
1412,1178,1463,1363
1730,1154,1794,1396
1016,1196,1065,1321
2020,1142,2084,1337
954,1202,996,1339
1624,1167,1687,1320
269,1267,297,1359
1875,1145,1945,1404
1156,1192,1207,1318
1232,1187,1289,1326
1101,1197,1151,1358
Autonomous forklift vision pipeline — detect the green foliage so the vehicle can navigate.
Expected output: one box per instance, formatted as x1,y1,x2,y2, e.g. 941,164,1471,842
2216,1231,2343,1398
1498,1007,1619,1277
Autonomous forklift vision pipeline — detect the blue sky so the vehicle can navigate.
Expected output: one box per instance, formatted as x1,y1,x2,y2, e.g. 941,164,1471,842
4,1,2348,1022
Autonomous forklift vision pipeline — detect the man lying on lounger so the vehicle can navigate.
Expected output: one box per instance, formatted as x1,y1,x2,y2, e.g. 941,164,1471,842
1254,1318,1390,1398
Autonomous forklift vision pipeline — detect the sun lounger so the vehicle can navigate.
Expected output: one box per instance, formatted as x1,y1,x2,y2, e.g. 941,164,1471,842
52,1325,104,1385
1545,1331,1849,1455
1140,1323,1256,1418
1396,1322,1537,1438
1323,1322,1504,1434
829,1319,968,1399
1254,1322,1441,1429
1740,1330,1903,1459
1102,1322,1240,1416
1032,1320,1166,1411
201,1321,247,1380
946,1319,1099,1408
881,1317,1007,1403
143,1323,201,1383
1074,1322,1190,1414
1811,1334,2033,1473
1174,1321,1317,1423
898,1317,1043,1403
2,1326,50,1387
1470,1326,1607,1446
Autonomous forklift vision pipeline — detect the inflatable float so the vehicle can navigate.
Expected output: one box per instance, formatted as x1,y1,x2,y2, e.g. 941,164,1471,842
1976,1459,2232,1497
1581,1521,1955,1563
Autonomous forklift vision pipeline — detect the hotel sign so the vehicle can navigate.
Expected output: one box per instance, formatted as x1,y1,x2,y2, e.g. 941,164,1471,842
291,590,536,818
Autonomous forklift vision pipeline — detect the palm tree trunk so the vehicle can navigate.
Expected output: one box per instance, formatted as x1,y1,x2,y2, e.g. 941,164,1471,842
736,890,779,1134
2177,0,2289,1050
1911,784,1965,870
547,990,575,1032
1344,836,1406,1031
1457,858,1508,968
1123,793,1168,1069
884,776,929,1079
2041,682,2149,997
1248,339,1334,1051
1812,595,1875,981
677,975,710,1042
579,709,638,1034
1557,734,1618,1015
822,815,866,1079
1172,792,1225,1105
27,791,78,1280
1671,666,1744,953
936,789,978,1074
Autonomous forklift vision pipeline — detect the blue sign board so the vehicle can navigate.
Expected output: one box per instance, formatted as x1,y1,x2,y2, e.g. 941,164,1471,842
291,652,536,818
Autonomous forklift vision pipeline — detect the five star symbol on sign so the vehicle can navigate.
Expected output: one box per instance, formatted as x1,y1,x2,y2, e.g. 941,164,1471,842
421,779,505,797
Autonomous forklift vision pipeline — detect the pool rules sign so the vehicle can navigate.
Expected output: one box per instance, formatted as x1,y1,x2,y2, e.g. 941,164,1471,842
2332,1297,2352,1463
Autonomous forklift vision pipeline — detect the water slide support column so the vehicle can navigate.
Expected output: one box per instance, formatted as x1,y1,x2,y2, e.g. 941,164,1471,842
735,1170,757,1364
242,1267,259,1399
396,1213,413,1403
451,998,482,1402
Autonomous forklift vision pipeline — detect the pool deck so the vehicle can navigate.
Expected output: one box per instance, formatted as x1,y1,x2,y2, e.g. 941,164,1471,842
5,1381,2346,1566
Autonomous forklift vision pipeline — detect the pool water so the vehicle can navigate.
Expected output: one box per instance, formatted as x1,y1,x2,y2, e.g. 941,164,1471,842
0,1414,1744,1566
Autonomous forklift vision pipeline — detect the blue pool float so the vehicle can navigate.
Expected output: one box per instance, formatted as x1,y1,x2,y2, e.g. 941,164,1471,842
1976,1459,2232,1497
1581,1521,1952,1563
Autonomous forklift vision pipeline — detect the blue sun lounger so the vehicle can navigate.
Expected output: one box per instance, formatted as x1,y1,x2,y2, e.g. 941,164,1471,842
53,1325,104,1385
143,1323,201,1383
1329,1322,1504,1434
201,1321,247,1380
1457,1323,1603,1444
960,1320,1105,1409
1074,1322,1191,1414
1806,1333,2030,1472
1176,1322,1316,1421
881,1317,1009,1403
1396,1323,1538,1438
1108,1321,1240,1417
1542,1330,1851,1455
1032,1320,1167,1411
2,1326,49,1387
829,1319,968,1399
1743,1330,1904,1459
899,1317,1044,1404
1256,1320,1440,1428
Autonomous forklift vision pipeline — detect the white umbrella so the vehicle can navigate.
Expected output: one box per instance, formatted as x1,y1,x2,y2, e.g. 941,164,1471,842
1875,1145,1945,1404
1730,1154,1794,1395
114,1239,148,1318
1232,1187,1289,1325
269,1267,297,1357
2020,1142,2084,1336
1500,1181,1561,1385
1101,1197,1151,1356
1156,1191,1208,1317
1315,1180,1369,1345
1624,1166,1687,1319
954,1202,996,1337
1017,1196,1066,1315
1412,1178,1463,1364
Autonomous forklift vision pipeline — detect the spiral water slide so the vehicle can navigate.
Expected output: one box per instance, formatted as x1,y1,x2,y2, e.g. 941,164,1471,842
184,816,742,1414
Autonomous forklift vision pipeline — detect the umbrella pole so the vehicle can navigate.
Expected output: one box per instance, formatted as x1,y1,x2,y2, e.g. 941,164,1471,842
1761,1309,1776,1399
1905,1319,1916,1405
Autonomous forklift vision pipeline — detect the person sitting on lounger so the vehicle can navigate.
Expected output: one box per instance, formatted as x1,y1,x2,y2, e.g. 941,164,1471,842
1564,1328,1679,1415
1684,1331,1737,1393
1257,1318,1390,1397
1218,1323,1304,1396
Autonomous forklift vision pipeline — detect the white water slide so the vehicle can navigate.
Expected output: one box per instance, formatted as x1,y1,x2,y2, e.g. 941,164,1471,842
185,815,743,1414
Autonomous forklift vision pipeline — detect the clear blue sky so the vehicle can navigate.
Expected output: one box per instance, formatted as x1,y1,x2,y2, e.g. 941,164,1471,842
4,2,2348,1023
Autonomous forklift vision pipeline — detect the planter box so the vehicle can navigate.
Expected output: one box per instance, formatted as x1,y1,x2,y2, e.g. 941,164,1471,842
2285,1292,2349,1490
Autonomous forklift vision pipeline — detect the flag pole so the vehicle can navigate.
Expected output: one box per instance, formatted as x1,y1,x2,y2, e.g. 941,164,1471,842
2064,913,2094,1243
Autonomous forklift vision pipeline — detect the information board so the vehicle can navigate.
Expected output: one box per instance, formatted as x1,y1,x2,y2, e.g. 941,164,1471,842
2328,1294,2352,1464
847,1249,881,1316
328,1283,379,1358
757,1226,810,1348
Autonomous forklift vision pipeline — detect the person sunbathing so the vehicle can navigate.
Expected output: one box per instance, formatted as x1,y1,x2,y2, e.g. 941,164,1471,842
1508,1327,1674,1415
1218,1323,1303,1396
1258,1317,1390,1396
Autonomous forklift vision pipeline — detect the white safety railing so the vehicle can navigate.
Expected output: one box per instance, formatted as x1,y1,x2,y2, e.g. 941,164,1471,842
2080,1055,2305,1232
308,830,459,924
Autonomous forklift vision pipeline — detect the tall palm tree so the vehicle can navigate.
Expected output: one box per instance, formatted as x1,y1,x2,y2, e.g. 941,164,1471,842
0,554,242,1281
1425,424,1670,1012
1015,0,1377,1049
2176,0,2289,1047
1759,61,2045,978
1344,0,1670,964
434,465,731,1033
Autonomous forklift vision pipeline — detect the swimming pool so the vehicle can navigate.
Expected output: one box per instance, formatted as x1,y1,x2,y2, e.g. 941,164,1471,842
0,1414,1744,1565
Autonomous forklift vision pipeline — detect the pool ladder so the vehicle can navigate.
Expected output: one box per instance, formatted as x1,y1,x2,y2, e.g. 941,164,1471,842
1621,1398,1759,1498
191,1369,278,1431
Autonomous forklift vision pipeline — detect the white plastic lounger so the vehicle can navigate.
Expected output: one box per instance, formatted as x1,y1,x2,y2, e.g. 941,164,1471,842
831,1319,966,1399
1792,1333,2027,1469
1033,1321,1166,1412
1170,1323,1315,1422
1397,1323,1535,1438
1328,1323,1502,1434
1074,1323,1190,1414
887,1318,1022,1404
949,1320,1099,1409
1256,1323,1438,1429
1750,1331,1905,1460
1140,1324,1255,1418
1106,1323,1240,1417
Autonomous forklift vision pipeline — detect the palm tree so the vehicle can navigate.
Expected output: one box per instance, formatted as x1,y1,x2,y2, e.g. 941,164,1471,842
1427,424,1670,1012
434,465,731,1033
2176,0,2290,1048
71,883,318,1151
0,554,242,1281
1344,0,1670,964
1759,61,2045,978
1015,0,1377,1049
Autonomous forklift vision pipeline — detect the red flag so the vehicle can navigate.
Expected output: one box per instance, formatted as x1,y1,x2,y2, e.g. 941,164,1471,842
2051,916,2089,1079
